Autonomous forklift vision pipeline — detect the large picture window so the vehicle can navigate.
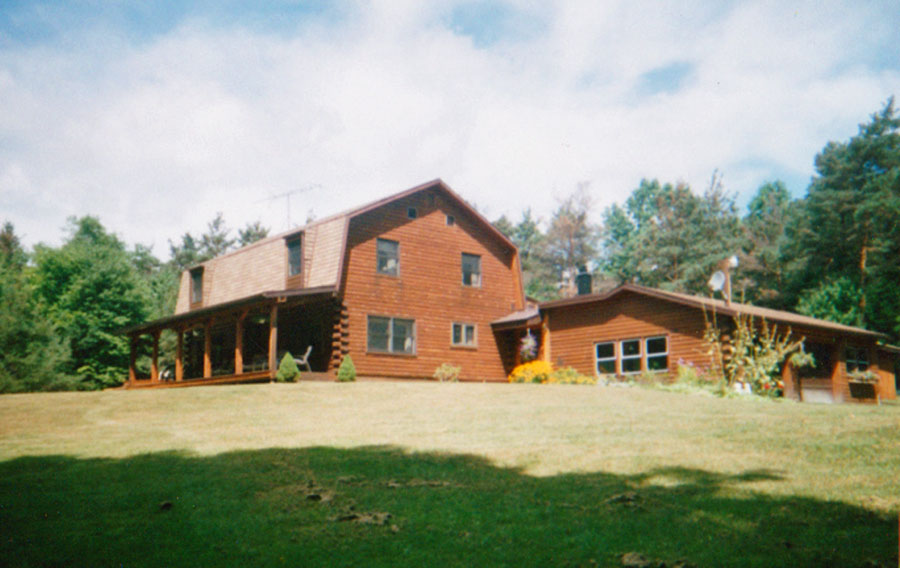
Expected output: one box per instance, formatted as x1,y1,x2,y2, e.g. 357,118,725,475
620,339,642,374
462,253,481,287
593,336,669,375
376,238,399,276
367,316,415,354
645,336,668,371
595,342,616,374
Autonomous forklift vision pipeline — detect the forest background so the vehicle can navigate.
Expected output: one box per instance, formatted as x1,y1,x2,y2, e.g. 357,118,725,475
1,100,898,392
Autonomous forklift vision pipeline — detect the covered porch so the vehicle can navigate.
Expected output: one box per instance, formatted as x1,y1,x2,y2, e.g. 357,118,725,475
123,287,347,388
490,306,544,375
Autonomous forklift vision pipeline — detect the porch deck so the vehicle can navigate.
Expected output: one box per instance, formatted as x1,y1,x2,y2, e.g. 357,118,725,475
126,370,334,389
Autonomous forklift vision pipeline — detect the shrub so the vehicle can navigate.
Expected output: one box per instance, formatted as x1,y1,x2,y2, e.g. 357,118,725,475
508,360,554,383
275,352,300,382
433,363,461,382
546,366,597,385
336,355,356,382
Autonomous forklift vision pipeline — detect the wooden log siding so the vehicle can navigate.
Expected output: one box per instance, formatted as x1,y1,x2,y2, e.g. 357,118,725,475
543,291,714,378
341,191,523,381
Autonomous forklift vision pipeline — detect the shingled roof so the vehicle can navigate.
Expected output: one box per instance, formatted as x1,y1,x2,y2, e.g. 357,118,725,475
174,179,515,315
539,283,885,339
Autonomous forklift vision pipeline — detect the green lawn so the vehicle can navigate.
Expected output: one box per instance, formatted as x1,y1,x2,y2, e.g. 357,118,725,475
1,382,898,566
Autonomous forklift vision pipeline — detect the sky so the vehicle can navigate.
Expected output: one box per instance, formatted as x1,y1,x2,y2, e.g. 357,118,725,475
2,1,899,258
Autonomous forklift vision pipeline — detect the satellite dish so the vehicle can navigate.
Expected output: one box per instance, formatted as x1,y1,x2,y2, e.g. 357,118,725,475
708,270,726,292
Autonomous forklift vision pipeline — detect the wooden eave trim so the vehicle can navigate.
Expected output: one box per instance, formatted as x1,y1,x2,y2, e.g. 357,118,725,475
490,316,542,331
334,217,351,295
539,283,885,340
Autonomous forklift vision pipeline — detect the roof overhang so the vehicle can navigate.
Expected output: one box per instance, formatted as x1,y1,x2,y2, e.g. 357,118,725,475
490,306,541,331
539,283,887,340
121,286,337,335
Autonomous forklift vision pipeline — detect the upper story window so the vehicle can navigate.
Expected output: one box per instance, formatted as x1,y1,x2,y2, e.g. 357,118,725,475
446,215,455,226
287,237,302,277
407,207,418,219
190,267,203,305
376,238,399,276
461,253,481,287
846,346,869,373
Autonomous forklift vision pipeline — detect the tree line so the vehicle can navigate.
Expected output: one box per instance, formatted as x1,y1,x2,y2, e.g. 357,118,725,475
494,99,900,340
1,99,898,393
0,214,269,392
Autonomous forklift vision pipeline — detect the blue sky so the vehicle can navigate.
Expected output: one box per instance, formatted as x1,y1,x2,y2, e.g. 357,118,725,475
2,1,899,254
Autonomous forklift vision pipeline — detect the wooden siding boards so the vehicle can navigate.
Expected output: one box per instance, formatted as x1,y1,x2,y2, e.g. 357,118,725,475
545,291,711,376
341,189,522,381
540,284,897,402
160,179,523,383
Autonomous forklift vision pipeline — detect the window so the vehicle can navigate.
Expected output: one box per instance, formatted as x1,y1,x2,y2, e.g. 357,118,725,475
846,347,869,373
620,339,642,374
407,207,418,219
446,215,455,226
645,336,668,371
287,237,302,277
594,336,668,375
595,342,616,374
799,342,833,379
376,238,399,276
452,323,476,347
462,253,481,287
190,268,203,305
367,316,415,354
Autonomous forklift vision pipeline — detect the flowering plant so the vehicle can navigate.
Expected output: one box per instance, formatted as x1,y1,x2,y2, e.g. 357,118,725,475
519,331,537,362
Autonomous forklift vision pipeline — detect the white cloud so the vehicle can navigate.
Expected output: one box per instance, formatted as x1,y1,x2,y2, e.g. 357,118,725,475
1,1,899,255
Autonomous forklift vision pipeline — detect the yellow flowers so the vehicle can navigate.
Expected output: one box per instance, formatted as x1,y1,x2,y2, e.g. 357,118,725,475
508,361,596,385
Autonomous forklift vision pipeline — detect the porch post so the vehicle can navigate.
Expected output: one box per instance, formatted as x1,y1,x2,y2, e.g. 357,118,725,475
175,328,184,381
151,330,160,382
203,320,212,378
831,339,845,402
128,334,137,386
540,313,551,363
235,311,245,375
268,304,279,379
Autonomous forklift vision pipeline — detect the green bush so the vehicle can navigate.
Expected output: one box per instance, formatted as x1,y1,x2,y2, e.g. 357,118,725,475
547,367,597,385
336,355,356,382
433,363,461,382
275,352,300,382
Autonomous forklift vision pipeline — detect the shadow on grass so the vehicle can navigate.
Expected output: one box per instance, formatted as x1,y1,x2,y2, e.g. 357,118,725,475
0,447,894,567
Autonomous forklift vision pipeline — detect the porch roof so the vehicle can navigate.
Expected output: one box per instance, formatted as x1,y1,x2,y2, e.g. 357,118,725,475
123,285,337,336
490,306,541,330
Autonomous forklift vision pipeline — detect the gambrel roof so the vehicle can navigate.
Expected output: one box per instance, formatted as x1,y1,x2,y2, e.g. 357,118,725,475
173,179,516,315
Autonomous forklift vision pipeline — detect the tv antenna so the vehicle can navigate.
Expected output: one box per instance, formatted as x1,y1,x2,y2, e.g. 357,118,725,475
258,184,320,229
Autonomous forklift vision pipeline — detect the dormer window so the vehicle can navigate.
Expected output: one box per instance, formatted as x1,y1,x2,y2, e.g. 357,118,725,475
287,237,302,277
190,267,203,305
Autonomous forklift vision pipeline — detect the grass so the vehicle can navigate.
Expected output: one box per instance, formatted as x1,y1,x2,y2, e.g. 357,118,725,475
1,382,898,566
